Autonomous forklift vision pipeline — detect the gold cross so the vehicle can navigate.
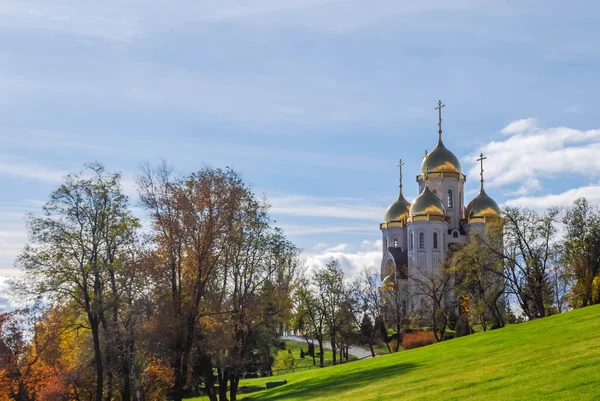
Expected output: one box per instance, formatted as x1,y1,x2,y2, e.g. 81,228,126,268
434,100,445,133
477,152,487,188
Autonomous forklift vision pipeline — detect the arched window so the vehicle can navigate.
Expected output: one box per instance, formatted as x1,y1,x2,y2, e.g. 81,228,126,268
410,233,414,250
402,300,407,316
394,238,398,248
447,189,453,208
453,231,459,238
419,232,425,249
384,237,387,249
433,232,438,249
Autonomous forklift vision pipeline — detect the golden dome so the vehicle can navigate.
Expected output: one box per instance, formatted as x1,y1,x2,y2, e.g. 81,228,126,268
466,188,501,218
384,193,411,222
420,137,461,175
381,274,396,289
410,185,446,217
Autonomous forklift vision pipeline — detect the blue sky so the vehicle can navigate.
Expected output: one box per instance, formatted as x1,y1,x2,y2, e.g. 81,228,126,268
1,0,600,288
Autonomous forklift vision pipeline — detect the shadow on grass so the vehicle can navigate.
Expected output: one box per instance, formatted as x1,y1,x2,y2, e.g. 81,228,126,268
244,362,419,401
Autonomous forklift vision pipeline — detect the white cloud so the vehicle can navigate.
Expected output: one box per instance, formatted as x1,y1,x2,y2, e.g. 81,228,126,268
505,184,600,209
270,195,383,220
0,161,65,183
500,118,537,135
302,239,382,279
465,119,600,194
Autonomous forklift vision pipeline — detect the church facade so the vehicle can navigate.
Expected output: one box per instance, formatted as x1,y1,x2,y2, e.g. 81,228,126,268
379,101,501,315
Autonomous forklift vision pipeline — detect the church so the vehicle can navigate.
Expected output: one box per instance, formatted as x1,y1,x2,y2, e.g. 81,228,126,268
379,101,501,314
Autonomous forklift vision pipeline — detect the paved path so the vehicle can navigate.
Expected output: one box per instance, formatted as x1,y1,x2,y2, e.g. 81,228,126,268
283,335,374,359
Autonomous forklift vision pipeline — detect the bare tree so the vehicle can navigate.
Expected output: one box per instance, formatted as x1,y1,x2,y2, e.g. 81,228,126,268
495,207,557,319
410,260,454,342
354,267,384,357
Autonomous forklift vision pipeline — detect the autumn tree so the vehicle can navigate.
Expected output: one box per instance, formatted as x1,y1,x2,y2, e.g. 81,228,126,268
17,163,139,401
138,163,262,401
453,230,505,330
215,195,301,401
562,198,600,307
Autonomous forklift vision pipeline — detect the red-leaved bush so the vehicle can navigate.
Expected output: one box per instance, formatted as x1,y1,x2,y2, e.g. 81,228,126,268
401,331,436,350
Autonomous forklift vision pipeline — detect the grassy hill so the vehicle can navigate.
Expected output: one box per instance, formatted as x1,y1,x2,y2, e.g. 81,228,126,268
238,305,600,400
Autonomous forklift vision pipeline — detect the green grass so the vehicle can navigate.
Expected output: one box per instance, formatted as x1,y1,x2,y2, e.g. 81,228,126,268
238,305,600,400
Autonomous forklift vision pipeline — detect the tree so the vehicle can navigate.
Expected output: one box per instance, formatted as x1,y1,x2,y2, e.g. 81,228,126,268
354,268,384,357
410,259,454,342
563,198,600,307
381,274,408,352
499,207,557,319
314,260,347,365
453,231,506,330
294,279,326,367
17,163,138,401
138,163,252,401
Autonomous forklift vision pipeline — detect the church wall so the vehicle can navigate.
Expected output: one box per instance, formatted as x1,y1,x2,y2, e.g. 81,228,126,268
407,219,448,312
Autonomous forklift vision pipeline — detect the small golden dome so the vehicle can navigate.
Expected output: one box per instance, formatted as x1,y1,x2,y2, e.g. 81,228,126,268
420,138,461,175
381,274,396,289
466,188,501,218
384,193,411,222
410,185,446,217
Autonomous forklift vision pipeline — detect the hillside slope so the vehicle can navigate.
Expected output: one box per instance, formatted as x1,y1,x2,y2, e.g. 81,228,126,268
243,305,600,400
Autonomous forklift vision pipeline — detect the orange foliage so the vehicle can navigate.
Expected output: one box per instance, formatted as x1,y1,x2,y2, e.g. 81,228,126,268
401,331,436,350
139,359,174,401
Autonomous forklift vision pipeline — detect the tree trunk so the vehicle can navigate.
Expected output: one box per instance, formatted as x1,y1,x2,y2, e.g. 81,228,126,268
90,319,104,401
318,338,324,368
230,374,240,401
218,368,229,401
120,339,133,401
173,334,185,401
330,338,336,365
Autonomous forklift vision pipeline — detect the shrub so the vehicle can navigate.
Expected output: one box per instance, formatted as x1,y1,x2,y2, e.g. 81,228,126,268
401,331,436,350
273,352,295,370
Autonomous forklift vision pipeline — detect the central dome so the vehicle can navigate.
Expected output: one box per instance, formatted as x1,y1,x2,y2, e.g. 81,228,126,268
410,185,446,217
420,138,461,175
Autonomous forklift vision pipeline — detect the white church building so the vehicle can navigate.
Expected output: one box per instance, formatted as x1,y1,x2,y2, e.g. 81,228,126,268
379,100,501,314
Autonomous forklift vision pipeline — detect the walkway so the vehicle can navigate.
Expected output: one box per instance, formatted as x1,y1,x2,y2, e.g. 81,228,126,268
283,335,374,359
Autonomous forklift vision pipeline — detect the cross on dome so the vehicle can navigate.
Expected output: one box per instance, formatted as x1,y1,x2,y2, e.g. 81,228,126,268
397,159,405,194
477,152,487,189
435,100,445,138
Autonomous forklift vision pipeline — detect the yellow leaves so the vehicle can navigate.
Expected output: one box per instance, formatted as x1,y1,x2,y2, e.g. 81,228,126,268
592,276,600,304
